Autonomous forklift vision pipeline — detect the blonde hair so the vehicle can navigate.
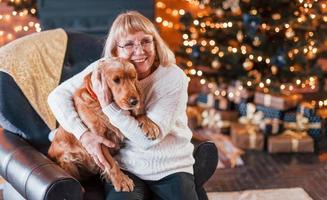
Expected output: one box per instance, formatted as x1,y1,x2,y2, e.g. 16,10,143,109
103,11,176,67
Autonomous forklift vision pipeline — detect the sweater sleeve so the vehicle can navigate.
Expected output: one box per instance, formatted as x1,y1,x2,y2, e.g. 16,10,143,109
47,59,99,139
102,75,188,150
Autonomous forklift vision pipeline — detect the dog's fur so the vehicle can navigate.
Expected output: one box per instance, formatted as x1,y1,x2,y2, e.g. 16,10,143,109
48,57,160,192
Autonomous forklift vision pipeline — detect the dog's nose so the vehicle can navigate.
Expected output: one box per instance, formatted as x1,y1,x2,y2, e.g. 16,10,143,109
129,97,139,106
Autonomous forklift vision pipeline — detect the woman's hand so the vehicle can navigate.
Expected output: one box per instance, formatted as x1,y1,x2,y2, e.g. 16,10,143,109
91,67,113,108
80,130,115,169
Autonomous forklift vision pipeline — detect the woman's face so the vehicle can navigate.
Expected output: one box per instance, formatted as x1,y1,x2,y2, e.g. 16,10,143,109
117,31,156,80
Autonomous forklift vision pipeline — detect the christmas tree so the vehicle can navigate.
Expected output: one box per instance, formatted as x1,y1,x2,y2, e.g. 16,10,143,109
178,0,327,93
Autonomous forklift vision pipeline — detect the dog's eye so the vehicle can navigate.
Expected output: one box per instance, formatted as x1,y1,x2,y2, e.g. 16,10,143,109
113,77,120,84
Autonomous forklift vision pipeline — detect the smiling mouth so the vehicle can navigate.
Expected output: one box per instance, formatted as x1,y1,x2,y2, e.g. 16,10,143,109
132,57,147,63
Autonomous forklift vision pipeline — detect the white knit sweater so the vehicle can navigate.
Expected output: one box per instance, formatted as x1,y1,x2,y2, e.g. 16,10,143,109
47,59,195,180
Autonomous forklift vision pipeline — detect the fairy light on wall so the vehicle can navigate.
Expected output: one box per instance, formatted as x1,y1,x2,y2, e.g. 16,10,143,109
0,0,40,46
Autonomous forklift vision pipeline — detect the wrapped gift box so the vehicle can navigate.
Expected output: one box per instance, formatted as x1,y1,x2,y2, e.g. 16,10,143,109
306,115,322,139
256,105,286,119
284,112,297,122
196,93,234,110
254,91,302,111
284,111,322,140
238,102,286,119
268,130,314,153
230,123,264,150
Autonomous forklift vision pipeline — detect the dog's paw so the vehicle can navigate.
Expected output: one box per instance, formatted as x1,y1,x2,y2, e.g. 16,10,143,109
104,167,134,192
137,115,160,140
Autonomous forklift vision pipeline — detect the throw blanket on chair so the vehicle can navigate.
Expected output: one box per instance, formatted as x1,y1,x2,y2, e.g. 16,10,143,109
0,28,67,130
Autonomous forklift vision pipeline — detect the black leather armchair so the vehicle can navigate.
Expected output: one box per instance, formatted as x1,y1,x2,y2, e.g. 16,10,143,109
0,31,218,200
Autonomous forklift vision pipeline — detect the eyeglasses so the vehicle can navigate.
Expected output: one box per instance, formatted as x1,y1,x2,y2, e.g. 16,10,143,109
118,38,154,54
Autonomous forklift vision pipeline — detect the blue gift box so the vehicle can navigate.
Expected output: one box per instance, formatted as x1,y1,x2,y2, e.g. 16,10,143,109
283,112,322,140
197,93,212,106
238,102,247,116
284,112,296,122
256,105,285,119
197,93,234,110
296,105,315,118
238,102,285,119
307,115,321,139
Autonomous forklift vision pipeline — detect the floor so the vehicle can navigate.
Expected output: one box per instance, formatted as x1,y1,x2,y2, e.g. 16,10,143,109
204,151,327,200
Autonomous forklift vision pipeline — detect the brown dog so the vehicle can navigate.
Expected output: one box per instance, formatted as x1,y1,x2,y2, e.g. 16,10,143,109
48,57,160,192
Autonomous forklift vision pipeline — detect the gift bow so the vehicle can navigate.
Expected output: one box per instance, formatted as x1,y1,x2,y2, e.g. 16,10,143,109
202,109,231,129
239,103,264,125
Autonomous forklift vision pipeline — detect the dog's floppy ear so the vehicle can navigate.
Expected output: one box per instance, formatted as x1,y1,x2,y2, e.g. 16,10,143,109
84,73,98,100
132,82,145,116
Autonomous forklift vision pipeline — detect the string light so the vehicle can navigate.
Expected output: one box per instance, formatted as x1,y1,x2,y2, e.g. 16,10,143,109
0,1,40,46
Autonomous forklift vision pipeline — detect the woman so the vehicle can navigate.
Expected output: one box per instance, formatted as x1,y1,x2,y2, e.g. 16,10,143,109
48,11,198,200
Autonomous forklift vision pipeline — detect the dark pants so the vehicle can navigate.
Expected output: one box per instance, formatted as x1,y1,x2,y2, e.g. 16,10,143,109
105,171,199,200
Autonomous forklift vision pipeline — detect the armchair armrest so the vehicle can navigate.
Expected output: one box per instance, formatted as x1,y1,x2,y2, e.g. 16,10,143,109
0,129,84,200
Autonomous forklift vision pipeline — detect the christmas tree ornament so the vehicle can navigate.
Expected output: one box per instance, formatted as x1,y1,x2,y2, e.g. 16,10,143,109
285,28,295,39
191,32,199,39
272,13,281,20
307,50,316,60
236,30,244,42
271,65,278,75
242,14,261,38
191,45,201,58
243,59,254,71
248,70,262,84
211,59,221,69
215,8,224,17
252,36,261,47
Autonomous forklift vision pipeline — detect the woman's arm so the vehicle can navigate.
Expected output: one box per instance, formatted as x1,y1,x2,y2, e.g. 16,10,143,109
47,60,98,139
102,76,188,150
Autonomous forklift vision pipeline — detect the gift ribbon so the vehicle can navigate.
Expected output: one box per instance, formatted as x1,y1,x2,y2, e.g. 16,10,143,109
238,124,258,149
284,113,321,131
263,118,281,134
206,94,215,107
263,94,272,107
299,102,315,115
282,130,308,152
248,125,257,149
